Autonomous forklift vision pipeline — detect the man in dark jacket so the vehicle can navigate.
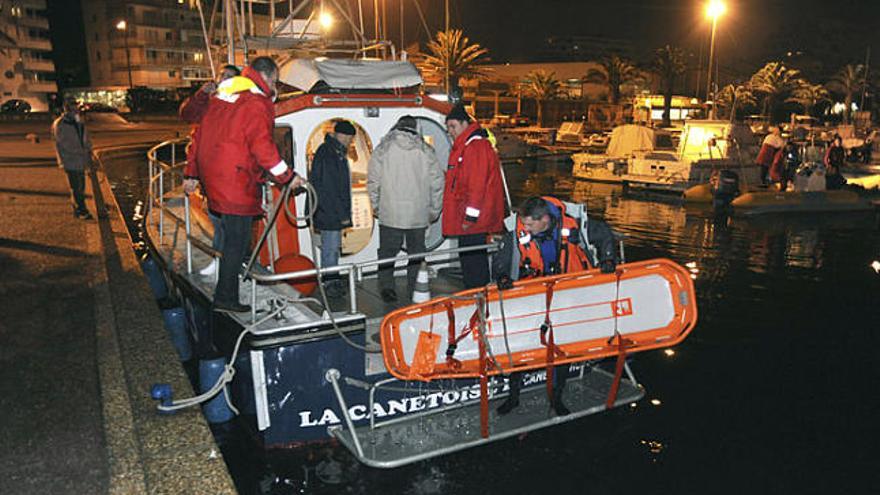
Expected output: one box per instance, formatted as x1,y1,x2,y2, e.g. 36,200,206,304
189,56,301,313
310,120,356,296
443,105,506,289
493,196,618,416
52,100,94,219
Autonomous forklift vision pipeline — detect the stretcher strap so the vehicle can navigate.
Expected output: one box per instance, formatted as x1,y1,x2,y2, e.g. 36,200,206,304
443,301,462,370
605,335,631,409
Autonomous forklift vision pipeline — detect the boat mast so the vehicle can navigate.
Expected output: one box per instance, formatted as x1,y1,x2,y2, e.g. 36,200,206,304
225,0,235,64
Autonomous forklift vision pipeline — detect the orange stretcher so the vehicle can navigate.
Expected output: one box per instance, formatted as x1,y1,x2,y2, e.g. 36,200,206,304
380,258,698,382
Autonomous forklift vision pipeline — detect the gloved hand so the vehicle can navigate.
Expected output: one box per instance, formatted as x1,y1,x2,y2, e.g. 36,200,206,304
600,259,616,274
496,275,513,291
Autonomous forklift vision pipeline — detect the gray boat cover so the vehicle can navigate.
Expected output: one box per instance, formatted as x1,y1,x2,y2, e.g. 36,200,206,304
278,59,423,92
606,125,656,157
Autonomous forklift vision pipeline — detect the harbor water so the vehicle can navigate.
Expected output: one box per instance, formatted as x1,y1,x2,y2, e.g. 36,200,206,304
107,154,880,494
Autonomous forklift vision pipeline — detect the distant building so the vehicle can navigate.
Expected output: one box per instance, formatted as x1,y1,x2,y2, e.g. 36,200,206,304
81,0,215,90
0,0,57,111
538,36,635,62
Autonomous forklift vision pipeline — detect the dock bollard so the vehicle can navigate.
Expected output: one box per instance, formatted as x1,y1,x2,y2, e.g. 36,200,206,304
199,358,234,423
161,307,192,361
150,383,175,414
140,255,168,300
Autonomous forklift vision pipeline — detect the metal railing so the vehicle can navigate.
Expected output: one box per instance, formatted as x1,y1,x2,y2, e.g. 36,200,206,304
146,138,499,325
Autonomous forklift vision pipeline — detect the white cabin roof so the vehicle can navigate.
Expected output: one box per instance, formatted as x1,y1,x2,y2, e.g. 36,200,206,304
278,59,423,92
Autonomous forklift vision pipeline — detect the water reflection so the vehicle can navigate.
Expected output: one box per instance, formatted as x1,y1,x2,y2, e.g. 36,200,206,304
105,155,880,494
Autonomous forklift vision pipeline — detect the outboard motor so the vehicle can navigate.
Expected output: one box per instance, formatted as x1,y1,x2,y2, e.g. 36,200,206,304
710,169,740,209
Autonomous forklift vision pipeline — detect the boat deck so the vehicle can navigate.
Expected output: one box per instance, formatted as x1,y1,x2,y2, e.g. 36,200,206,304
146,195,470,340
329,367,644,468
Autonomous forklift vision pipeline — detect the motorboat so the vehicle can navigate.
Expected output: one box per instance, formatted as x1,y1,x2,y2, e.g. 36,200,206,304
621,120,762,193
572,124,673,183
143,58,698,468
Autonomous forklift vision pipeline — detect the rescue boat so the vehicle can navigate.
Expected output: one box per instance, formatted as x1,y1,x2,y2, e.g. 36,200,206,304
142,58,700,468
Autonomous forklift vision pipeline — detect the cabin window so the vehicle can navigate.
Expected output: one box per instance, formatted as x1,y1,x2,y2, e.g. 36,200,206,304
273,125,294,167
306,120,374,256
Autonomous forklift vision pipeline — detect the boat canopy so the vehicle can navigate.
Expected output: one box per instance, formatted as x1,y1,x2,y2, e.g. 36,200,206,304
278,59,423,92
606,125,656,157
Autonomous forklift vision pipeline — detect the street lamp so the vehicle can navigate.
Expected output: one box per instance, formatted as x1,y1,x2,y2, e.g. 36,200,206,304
116,20,133,89
319,11,334,30
705,0,725,119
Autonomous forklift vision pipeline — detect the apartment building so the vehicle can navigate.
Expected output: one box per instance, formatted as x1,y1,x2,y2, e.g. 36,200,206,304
81,0,216,89
0,0,57,111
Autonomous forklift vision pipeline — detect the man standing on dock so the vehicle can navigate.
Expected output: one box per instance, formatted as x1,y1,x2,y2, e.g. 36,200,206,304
52,100,94,220
190,56,302,313
443,105,505,288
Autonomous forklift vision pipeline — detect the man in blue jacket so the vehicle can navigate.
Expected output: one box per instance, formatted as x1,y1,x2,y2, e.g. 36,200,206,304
310,120,356,296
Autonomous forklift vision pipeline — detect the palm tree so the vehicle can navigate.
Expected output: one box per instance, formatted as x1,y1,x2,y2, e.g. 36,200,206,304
420,29,491,92
585,54,642,104
524,70,561,127
827,64,866,123
652,45,686,127
716,84,757,121
787,83,830,117
747,62,805,122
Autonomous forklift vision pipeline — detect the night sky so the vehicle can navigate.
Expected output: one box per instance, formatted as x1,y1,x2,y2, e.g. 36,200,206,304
47,0,879,89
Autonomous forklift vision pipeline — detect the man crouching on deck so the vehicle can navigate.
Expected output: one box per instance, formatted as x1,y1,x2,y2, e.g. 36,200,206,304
492,196,618,415
185,56,303,313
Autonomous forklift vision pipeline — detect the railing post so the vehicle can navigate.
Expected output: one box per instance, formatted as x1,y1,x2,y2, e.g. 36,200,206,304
348,269,357,314
326,369,364,459
184,193,192,274
170,143,177,189
158,167,165,242
251,279,257,324
148,158,155,227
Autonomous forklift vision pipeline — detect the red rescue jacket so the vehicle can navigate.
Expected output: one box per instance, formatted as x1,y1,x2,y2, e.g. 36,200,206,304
515,196,592,277
441,122,505,236
193,67,294,216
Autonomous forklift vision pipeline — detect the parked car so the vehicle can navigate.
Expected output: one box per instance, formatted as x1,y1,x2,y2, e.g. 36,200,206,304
509,113,531,127
1,99,31,114
78,102,118,113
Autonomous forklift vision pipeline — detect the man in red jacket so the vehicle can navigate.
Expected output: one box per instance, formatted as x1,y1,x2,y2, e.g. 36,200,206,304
186,57,302,312
181,64,239,276
442,105,506,288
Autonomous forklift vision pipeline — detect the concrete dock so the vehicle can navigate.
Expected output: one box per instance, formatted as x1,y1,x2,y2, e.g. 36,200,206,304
0,125,236,493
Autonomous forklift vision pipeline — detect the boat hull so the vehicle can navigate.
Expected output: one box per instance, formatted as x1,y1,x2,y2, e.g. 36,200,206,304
731,189,873,215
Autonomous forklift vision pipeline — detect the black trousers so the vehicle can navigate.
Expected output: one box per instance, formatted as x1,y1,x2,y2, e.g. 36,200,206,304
214,214,253,305
458,233,490,289
65,169,87,213
377,225,425,294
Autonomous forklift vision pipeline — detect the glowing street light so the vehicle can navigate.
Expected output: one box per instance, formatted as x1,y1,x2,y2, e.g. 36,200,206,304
319,11,334,30
115,20,127,30
705,0,726,19
704,0,726,119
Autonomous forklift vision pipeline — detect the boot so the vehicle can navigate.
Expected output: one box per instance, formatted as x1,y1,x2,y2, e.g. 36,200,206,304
551,387,570,416
497,373,521,415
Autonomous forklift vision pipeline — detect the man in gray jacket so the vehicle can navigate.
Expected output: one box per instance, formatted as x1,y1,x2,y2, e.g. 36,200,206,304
368,116,445,302
52,100,94,219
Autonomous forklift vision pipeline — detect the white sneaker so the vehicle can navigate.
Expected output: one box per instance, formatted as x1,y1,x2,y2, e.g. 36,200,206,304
199,258,218,276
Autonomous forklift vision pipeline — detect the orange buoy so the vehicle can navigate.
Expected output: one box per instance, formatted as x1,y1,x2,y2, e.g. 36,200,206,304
273,253,318,296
